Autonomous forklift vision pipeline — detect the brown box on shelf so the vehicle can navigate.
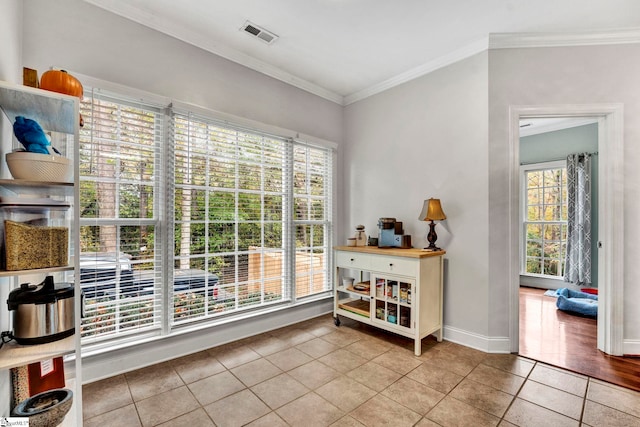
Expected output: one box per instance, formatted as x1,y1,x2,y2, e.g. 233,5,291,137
22,67,39,88
5,220,69,270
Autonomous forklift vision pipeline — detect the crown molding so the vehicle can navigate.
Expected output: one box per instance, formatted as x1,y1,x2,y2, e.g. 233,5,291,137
343,37,489,106
81,1,640,106
82,0,345,105
489,27,640,49
345,28,640,104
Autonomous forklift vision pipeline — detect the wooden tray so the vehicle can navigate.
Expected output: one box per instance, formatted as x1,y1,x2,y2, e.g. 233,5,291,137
338,299,370,317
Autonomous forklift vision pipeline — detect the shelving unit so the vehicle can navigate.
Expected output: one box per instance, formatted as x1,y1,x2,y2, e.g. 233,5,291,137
0,80,81,424
334,246,445,355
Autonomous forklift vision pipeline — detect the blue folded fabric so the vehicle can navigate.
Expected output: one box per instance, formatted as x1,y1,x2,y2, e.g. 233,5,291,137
556,288,598,317
13,116,51,154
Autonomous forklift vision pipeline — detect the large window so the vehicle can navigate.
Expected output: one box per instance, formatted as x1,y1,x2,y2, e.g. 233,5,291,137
79,90,163,343
292,144,332,298
78,91,333,345
521,161,568,278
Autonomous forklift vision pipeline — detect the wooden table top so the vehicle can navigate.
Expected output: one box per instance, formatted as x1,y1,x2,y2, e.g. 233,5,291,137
334,246,445,259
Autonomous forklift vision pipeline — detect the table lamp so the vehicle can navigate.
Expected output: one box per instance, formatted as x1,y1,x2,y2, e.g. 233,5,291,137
418,198,446,251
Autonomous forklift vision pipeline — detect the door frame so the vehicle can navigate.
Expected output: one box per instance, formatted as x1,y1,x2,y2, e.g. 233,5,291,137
508,103,624,356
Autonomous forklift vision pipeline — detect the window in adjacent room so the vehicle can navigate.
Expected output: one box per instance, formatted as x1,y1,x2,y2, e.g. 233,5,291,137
521,161,568,278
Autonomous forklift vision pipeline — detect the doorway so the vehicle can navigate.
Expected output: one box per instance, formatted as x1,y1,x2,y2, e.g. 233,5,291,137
508,104,624,357
518,117,599,366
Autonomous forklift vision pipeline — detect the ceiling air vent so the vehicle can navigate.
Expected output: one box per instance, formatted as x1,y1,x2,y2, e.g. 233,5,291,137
241,21,278,45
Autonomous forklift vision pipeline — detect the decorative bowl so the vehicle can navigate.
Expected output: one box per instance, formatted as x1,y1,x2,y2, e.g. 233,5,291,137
12,388,73,427
6,151,72,183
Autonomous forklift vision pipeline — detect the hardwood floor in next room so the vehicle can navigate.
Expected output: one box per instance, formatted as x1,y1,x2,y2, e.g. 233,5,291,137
519,286,640,392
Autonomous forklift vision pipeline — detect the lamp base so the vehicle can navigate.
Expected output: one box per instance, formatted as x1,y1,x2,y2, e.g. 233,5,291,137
424,220,441,252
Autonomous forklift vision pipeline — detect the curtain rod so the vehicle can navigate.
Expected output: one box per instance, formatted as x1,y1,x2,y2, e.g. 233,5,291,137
520,151,598,166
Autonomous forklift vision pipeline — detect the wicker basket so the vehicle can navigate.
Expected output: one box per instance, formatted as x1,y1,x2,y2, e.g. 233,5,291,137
6,151,73,183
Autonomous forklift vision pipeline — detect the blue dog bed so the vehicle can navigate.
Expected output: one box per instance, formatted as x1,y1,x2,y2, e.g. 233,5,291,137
556,288,598,317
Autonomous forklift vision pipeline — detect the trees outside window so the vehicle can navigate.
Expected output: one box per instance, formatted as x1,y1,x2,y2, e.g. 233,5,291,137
78,91,333,344
522,162,568,278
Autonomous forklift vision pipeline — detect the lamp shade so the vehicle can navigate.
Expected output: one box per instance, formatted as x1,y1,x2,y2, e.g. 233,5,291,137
418,198,446,222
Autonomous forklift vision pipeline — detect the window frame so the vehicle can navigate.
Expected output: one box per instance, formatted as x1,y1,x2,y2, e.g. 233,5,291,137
290,141,334,301
519,160,568,280
77,84,336,351
78,88,166,346
171,110,293,325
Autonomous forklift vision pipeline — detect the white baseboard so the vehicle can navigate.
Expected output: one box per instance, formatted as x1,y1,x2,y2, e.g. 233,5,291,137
444,327,640,357
82,299,333,384
84,303,556,384
443,325,511,354
623,339,640,356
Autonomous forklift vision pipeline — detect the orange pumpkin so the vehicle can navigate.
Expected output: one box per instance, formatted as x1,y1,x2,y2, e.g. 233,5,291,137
40,70,83,99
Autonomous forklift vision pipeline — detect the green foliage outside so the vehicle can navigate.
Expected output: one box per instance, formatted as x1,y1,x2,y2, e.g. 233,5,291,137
78,100,330,339
524,167,568,277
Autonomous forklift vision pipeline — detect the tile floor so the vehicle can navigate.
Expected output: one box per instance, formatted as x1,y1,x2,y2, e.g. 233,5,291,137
82,314,640,426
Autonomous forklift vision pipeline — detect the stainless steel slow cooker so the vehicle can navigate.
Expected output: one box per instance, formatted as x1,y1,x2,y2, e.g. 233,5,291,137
7,276,74,344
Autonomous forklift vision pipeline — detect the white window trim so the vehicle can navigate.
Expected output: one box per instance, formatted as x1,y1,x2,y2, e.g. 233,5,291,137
75,75,338,354
519,160,567,279
171,100,338,151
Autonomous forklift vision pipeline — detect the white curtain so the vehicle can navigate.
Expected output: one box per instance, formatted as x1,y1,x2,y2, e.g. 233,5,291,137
564,153,592,285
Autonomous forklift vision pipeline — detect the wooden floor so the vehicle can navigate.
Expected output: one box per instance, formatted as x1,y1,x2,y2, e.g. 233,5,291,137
519,286,640,391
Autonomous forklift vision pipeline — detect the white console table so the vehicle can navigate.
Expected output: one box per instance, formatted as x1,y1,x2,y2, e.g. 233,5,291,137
333,246,445,355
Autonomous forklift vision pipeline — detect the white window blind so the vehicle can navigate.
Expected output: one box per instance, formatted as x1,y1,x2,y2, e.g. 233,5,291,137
76,84,334,345
78,89,163,343
292,143,332,298
172,111,295,324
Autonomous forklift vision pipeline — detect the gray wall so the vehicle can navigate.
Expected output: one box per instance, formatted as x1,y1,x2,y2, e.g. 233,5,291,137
345,52,490,343
520,123,599,289
489,44,640,345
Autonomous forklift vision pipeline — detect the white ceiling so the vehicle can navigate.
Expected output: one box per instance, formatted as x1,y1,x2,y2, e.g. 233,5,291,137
84,0,640,105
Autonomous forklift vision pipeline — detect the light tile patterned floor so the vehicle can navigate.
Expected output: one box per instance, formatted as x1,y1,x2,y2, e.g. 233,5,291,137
83,314,640,426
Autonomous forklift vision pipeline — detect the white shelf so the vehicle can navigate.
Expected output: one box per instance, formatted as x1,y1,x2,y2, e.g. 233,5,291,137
0,335,75,370
0,265,74,278
0,81,77,134
374,296,412,308
0,179,74,197
336,285,371,299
